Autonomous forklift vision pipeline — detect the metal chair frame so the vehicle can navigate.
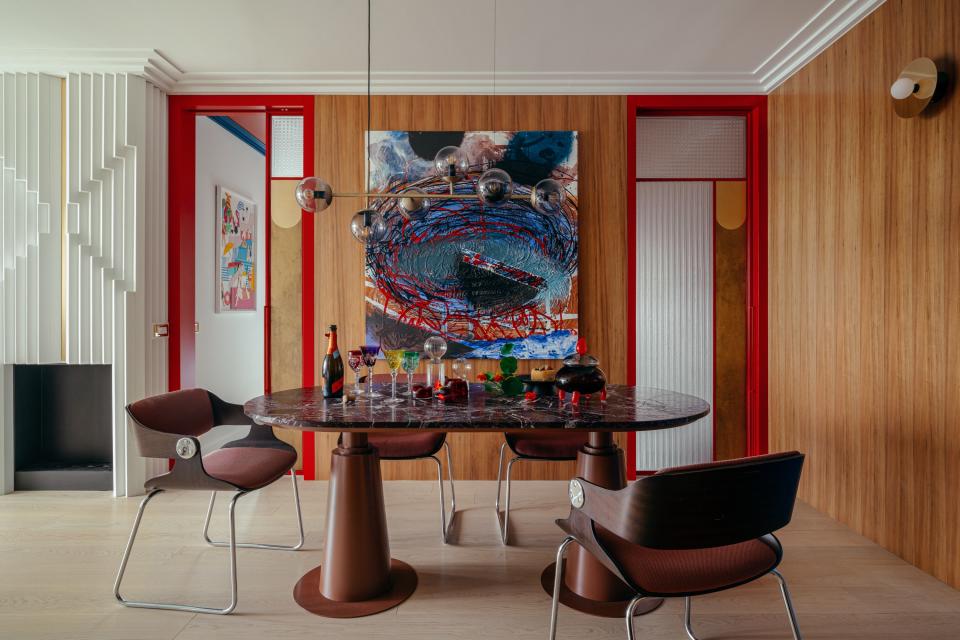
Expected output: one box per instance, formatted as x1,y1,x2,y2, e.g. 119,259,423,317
494,441,575,545
380,441,457,544
548,452,806,640
116,389,304,615
549,536,803,640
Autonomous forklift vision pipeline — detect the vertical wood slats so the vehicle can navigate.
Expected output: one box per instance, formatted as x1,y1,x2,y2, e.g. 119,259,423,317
0,73,61,365
768,0,960,590
634,182,713,469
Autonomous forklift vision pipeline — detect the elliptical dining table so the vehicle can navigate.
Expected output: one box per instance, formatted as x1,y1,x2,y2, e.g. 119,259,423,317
244,383,709,619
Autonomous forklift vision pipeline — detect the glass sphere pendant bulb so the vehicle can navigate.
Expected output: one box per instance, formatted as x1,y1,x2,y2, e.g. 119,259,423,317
434,146,469,181
477,168,514,205
350,209,387,244
530,178,566,214
295,177,334,213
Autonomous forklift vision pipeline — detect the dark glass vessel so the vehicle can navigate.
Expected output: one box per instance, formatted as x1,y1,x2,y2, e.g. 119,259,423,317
322,324,344,399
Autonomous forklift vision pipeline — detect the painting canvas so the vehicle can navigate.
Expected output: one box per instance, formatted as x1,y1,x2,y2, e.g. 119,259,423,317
216,185,257,312
365,131,578,359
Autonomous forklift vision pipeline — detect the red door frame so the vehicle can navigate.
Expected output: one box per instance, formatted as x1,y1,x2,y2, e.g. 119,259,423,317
167,95,316,476
625,95,768,479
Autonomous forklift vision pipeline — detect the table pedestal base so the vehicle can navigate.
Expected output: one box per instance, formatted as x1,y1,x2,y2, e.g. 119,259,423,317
540,432,659,618
293,560,418,618
540,562,663,618
293,433,417,618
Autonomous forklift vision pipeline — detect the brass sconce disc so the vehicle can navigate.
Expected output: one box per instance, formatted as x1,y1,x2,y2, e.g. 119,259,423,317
893,57,938,118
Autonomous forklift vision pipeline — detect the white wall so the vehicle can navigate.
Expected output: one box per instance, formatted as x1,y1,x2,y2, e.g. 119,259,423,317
194,116,265,404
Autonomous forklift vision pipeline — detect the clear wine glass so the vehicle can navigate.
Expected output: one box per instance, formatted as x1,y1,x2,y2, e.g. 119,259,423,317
384,349,406,405
424,336,447,388
360,345,382,398
348,350,363,395
402,350,421,396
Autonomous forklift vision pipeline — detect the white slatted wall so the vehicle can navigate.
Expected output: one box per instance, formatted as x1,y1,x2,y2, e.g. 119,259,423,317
0,72,167,496
0,73,62,365
634,182,713,469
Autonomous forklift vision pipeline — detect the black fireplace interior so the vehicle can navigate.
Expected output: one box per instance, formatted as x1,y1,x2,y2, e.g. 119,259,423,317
14,364,112,491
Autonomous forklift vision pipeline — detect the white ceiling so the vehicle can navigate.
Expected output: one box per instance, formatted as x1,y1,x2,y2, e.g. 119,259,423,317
0,0,883,93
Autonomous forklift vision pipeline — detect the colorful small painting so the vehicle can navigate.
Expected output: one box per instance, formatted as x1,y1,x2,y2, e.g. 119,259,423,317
216,185,257,312
364,131,578,359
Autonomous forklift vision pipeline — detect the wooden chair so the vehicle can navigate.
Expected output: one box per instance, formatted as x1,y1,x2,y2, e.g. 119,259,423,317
548,451,805,640
494,432,589,544
114,389,304,615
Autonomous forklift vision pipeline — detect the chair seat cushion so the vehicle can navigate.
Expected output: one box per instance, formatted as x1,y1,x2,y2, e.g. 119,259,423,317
506,432,587,459
595,527,779,596
202,446,297,490
366,433,446,460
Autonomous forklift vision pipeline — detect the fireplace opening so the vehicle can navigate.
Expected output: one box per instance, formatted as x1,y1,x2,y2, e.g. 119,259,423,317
14,364,113,491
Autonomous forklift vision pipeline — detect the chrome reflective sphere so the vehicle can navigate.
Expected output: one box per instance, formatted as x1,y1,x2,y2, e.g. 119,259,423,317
477,168,514,205
399,190,431,219
530,178,565,214
350,209,387,244
294,176,334,213
434,145,469,181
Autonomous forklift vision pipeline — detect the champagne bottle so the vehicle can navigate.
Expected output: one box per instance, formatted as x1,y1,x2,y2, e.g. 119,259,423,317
322,324,345,399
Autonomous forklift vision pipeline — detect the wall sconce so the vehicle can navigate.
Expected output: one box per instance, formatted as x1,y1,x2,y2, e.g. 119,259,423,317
890,57,943,118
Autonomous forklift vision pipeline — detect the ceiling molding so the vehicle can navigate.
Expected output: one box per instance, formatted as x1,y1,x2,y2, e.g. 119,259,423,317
0,1,883,96
755,0,886,92
0,49,182,91
171,71,764,95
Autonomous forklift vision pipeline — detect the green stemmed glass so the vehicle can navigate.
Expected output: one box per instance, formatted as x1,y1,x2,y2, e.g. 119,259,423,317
402,350,420,396
384,349,405,406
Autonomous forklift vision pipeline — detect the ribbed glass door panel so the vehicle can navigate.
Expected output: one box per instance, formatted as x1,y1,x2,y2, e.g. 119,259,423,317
635,181,713,469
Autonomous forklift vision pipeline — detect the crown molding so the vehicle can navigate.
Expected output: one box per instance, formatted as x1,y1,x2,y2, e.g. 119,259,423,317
171,70,763,95
755,0,886,92
0,49,182,91
0,1,882,96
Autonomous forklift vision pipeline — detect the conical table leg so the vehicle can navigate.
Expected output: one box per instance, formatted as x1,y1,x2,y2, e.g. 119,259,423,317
540,431,663,618
293,432,417,617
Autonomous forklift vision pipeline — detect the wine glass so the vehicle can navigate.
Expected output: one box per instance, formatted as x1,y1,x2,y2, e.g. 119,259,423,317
402,350,421,396
360,345,382,398
384,349,406,405
423,336,447,388
347,349,363,395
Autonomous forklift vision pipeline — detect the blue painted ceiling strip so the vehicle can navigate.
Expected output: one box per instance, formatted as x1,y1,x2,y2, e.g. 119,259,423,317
208,115,266,156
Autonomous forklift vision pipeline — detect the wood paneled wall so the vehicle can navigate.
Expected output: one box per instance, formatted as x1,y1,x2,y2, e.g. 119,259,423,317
311,95,628,480
768,0,960,589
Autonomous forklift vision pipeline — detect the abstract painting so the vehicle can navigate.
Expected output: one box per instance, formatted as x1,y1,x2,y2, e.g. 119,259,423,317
216,185,257,312
364,131,578,359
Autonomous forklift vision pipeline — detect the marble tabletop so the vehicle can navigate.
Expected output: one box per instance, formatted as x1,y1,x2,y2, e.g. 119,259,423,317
244,384,710,433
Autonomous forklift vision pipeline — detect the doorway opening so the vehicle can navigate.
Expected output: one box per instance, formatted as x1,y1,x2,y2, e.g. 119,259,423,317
626,96,768,477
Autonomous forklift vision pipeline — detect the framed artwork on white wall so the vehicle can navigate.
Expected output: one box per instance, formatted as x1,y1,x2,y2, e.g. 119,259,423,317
215,185,257,312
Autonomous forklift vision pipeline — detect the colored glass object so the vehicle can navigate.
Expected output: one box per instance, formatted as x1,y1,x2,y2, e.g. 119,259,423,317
348,349,364,395
360,345,382,398
384,349,406,405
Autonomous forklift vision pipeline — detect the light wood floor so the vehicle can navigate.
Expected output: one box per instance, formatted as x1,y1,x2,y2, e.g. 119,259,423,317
1,480,959,640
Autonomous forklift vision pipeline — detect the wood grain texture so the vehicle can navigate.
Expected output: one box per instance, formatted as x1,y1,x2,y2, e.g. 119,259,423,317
311,95,628,479
269,180,303,465
768,0,960,589
3,485,960,639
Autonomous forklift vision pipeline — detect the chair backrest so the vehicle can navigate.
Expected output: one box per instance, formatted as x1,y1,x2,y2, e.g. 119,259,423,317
619,451,804,550
127,388,215,437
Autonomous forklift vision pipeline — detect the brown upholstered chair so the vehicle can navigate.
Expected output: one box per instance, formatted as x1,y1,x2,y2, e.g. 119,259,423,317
114,389,304,615
340,431,456,543
548,451,805,640
494,432,589,544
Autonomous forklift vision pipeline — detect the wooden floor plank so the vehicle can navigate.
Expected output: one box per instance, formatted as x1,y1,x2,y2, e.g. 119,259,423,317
0,481,957,639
